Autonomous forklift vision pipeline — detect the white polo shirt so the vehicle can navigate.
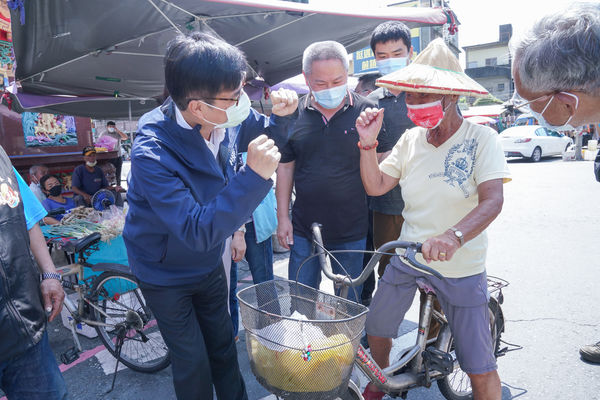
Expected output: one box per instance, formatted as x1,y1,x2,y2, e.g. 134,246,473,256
174,106,225,159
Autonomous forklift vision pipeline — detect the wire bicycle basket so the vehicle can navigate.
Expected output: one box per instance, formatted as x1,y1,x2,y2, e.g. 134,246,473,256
237,280,368,399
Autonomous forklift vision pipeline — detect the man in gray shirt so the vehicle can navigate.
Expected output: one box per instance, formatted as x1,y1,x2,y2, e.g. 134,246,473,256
510,2,600,364
100,121,128,186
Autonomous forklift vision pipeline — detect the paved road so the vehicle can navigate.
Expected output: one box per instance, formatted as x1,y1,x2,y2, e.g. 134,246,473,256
3,157,598,399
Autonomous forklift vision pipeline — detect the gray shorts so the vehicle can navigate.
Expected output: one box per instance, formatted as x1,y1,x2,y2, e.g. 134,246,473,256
365,256,497,375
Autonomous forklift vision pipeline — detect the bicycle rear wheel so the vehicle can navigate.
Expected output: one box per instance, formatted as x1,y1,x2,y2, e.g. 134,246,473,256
437,298,504,400
91,271,170,373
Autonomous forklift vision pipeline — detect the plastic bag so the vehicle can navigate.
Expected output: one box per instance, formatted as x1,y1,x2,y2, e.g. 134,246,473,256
250,311,355,392
95,135,118,151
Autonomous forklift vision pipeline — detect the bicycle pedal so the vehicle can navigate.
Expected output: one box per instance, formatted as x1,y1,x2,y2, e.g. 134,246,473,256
60,347,80,364
496,346,508,357
423,348,453,375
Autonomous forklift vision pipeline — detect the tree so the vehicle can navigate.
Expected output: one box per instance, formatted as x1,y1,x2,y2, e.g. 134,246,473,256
458,97,469,111
473,95,504,106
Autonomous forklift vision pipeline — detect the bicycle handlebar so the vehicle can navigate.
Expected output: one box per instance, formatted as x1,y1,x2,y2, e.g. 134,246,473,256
311,223,444,287
47,207,66,217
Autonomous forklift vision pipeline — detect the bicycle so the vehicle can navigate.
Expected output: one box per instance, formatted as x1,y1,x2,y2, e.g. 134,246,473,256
237,223,508,400
50,232,170,378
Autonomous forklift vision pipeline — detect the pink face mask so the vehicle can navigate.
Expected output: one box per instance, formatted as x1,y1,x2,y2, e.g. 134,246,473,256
406,99,445,129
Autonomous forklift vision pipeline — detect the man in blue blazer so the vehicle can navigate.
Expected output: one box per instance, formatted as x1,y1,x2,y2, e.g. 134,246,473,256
123,32,297,400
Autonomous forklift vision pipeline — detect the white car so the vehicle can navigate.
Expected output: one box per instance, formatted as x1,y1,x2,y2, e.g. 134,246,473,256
500,125,573,162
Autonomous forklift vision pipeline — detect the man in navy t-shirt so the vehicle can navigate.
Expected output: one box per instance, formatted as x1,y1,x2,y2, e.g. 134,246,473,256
71,146,123,206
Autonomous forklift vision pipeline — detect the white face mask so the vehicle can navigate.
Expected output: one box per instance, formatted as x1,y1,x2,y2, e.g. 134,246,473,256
108,127,115,133
86,161,97,167
529,92,579,132
199,91,251,129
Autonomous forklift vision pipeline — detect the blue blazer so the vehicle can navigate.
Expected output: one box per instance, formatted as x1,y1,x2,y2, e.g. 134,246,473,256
123,98,293,286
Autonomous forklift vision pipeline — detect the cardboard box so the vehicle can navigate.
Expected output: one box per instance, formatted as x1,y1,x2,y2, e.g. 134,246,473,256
584,149,598,161
60,293,98,338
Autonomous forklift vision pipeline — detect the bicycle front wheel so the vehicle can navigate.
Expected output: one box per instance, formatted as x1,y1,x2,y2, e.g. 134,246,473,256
338,380,363,399
91,271,170,373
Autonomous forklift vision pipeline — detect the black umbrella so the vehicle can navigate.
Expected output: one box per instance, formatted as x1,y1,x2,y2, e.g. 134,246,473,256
9,0,458,118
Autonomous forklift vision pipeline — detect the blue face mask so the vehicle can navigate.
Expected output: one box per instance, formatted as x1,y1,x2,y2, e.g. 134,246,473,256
530,92,579,132
312,83,348,109
376,57,408,75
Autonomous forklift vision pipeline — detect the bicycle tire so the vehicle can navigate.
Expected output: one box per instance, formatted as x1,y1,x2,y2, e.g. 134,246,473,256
339,379,363,400
91,271,170,373
436,298,503,400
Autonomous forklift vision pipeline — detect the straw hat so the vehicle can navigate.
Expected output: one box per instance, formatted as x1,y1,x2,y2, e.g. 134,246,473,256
376,38,489,98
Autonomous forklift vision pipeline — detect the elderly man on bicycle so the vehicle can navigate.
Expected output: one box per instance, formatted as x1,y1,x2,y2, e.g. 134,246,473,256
355,39,511,400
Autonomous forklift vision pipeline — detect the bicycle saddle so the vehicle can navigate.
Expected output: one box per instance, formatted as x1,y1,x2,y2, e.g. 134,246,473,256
63,232,102,254
416,277,436,295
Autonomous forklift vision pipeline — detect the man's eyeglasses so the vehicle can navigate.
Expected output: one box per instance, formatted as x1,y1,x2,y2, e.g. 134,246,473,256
510,91,552,112
187,94,241,107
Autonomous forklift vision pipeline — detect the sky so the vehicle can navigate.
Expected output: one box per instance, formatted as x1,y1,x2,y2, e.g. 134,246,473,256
447,0,579,46
312,0,581,66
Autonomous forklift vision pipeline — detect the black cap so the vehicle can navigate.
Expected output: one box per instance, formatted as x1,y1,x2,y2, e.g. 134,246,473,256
82,145,96,156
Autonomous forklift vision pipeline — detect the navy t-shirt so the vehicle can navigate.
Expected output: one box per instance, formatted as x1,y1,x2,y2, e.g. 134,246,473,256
42,197,76,221
280,92,381,243
71,165,108,195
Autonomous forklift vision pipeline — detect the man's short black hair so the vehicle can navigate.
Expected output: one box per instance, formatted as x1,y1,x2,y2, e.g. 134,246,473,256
40,174,60,191
370,21,412,52
357,73,382,93
106,121,116,126
164,32,248,111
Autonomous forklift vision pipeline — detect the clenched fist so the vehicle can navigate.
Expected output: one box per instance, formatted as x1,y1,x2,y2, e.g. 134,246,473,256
356,107,384,147
271,88,299,116
246,135,281,180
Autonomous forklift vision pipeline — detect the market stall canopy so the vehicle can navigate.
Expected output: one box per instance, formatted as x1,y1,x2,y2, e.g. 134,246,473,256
462,104,506,118
9,0,457,118
465,115,497,125
7,92,156,120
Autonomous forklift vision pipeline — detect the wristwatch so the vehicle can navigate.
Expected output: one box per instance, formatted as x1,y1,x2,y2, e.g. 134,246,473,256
449,227,464,246
41,272,61,281
237,226,247,233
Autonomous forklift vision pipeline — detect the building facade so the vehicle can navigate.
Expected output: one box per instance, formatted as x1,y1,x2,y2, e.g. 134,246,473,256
351,0,460,75
463,24,513,102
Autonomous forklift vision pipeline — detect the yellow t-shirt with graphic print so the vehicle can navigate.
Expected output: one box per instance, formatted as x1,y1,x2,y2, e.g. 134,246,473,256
379,119,511,278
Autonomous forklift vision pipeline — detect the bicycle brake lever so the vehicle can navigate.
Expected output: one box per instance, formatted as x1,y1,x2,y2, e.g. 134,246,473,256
402,244,444,280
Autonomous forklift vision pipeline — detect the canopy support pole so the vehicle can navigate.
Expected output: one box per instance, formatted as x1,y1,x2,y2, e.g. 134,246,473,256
128,100,134,145
146,0,184,34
